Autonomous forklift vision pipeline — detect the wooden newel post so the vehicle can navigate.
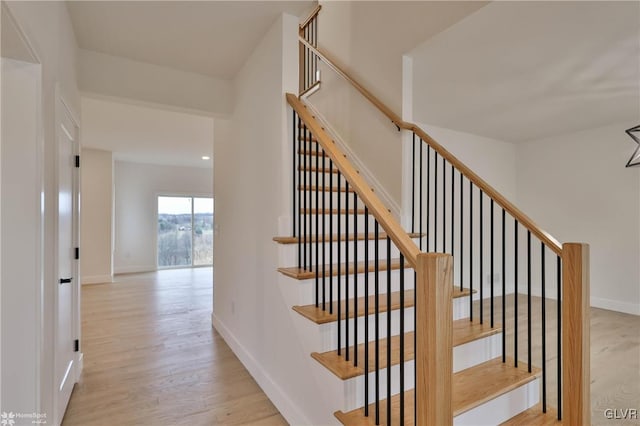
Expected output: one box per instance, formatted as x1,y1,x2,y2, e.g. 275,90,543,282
416,253,453,426
561,243,590,425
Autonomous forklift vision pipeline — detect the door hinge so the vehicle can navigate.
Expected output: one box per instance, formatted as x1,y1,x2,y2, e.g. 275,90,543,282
74,339,79,352
75,155,80,168
75,247,79,260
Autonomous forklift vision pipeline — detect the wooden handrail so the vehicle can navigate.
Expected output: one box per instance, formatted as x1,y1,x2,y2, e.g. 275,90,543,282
287,93,421,268
300,4,321,30
300,37,563,255
299,38,404,128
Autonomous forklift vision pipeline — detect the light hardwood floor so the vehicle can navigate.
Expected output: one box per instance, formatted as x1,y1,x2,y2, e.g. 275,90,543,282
62,268,287,426
63,268,639,425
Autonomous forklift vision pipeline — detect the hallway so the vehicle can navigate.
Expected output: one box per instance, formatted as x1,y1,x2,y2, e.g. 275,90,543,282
62,268,287,425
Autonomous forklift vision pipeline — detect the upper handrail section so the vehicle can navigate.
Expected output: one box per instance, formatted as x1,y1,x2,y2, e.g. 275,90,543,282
299,36,563,256
300,4,321,30
287,93,422,268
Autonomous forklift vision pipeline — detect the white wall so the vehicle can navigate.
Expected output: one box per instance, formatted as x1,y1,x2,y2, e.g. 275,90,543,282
311,1,487,204
213,13,336,425
79,49,233,116
80,148,113,284
113,161,213,274
1,0,80,421
517,123,640,315
1,57,41,418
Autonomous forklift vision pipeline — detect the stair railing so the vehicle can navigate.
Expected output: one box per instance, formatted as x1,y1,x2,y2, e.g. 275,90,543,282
294,12,590,425
288,93,453,425
299,5,321,96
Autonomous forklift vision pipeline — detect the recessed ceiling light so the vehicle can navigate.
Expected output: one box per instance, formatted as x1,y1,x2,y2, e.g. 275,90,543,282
202,156,210,160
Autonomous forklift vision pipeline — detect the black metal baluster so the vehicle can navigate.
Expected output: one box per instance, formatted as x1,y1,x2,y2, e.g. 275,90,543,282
434,151,438,252
426,146,431,251
308,134,313,270
480,190,484,324
527,230,532,373
292,110,296,238
412,133,416,233
514,219,519,367
337,172,342,356
345,181,350,361
375,222,380,425
541,243,547,413
309,24,312,89
451,164,454,259
322,149,326,311
470,181,473,322
490,199,494,328
419,140,423,251
364,207,370,416
399,255,405,424
442,156,446,253
297,117,302,270
329,162,334,314
502,208,506,362
557,254,562,420
353,191,358,367
460,173,464,292
303,125,308,271
315,139,320,307
386,236,391,426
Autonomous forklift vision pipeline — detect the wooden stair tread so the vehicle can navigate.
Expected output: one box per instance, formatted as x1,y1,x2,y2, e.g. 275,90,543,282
279,258,408,280
335,357,541,425
301,208,367,215
312,318,502,380
293,287,471,325
299,185,354,192
500,404,559,425
273,232,422,244
453,357,541,415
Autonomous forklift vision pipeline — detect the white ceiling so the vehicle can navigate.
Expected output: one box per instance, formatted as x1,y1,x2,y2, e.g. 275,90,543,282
81,97,214,168
67,0,314,79
410,1,640,143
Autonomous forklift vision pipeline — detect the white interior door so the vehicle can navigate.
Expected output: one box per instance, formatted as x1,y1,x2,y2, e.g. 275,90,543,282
56,100,78,422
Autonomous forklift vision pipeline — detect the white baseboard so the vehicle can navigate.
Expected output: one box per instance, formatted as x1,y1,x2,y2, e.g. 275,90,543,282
81,274,113,285
113,265,156,275
75,352,83,382
211,313,312,425
591,296,640,316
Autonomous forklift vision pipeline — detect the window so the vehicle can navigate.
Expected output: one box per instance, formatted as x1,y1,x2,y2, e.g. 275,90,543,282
157,196,213,268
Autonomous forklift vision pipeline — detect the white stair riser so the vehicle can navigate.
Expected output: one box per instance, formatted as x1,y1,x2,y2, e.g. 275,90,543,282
292,270,416,305
340,333,502,411
344,361,415,412
454,333,501,372
318,308,415,352
454,378,540,425
298,190,365,208
278,237,420,268
294,213,378,235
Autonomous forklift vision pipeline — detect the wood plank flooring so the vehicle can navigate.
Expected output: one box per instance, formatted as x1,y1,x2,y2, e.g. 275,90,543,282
61,267,639,425
62,268,287,426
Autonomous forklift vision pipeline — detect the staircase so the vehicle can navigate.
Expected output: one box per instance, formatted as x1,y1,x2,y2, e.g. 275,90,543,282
272,7,590,425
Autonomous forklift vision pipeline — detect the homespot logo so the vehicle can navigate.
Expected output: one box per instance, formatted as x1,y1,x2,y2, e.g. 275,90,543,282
1,412,47,425
0,412,15,426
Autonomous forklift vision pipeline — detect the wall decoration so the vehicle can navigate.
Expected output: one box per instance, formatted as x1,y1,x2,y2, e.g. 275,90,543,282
625,125,640,167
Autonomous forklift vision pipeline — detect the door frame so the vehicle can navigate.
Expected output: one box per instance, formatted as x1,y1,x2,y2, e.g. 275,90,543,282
53,88,82,425
1,0,45,416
